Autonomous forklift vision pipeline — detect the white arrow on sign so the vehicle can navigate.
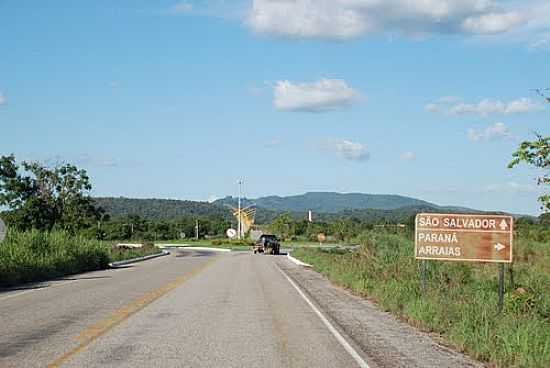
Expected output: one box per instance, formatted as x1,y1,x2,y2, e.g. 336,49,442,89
494,243,506,252
499,219,508,230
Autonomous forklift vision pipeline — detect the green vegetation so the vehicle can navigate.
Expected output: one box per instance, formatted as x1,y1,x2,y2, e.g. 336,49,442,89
210,239,252,247
92,214,230,242
94,197,232,221
0,155,101,233
93,195,496,229
292,227,550,368
509,133,549,212
0,230,162,287
215,192,439,212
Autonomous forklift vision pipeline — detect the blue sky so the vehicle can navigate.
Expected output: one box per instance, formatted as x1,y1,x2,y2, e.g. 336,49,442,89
0,0,548,215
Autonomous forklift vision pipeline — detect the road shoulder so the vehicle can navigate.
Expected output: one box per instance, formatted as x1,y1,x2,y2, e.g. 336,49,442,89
276,258,483,368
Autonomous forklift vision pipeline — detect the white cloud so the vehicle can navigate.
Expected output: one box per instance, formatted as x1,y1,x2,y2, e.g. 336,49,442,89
274,79,359,112
427,97,543,116
461,12,526,34
400,151,416,161
170,2,193,14
467,122,511,142
529,33,550,49
0,93,5,105
246,0,533,39
247,0,367,40
324,139,370,161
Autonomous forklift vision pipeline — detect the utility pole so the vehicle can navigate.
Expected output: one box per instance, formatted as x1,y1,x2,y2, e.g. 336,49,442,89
195,220,199,240
123,223,134,239
238,179,243,239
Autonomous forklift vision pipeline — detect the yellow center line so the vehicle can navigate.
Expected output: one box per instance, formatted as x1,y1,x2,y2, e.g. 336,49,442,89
47,257,218,368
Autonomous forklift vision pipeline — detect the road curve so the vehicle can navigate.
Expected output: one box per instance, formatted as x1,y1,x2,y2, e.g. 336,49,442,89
1,250,480,368
0,251,363,368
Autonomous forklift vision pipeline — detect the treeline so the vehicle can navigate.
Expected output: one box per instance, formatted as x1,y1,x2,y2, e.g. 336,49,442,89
1,154,547,243
268,212,549,244
94,197,232,221
268,213,401,242
92,197,488,227
89,215,231,241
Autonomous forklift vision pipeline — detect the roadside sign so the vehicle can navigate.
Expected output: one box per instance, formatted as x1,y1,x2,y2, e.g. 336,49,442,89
415,213,513,263
0,218,6,243
226,228,237,239
317,233,326,243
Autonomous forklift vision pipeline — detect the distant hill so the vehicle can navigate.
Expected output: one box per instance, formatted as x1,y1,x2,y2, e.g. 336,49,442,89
93,197,280,223
94,192,491,224
214,192,443,213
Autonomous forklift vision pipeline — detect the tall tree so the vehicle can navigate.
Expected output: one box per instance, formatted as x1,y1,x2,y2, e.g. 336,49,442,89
508,134,549,212
508,91,549,212
0,155,101,232
508,88,550,212
270,213,295,240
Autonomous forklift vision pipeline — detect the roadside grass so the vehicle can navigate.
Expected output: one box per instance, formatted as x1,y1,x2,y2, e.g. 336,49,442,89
292,231,550,368
0,230,163,288
283,240,354,249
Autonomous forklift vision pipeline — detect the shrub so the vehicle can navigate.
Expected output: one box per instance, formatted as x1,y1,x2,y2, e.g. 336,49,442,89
0,230,161,287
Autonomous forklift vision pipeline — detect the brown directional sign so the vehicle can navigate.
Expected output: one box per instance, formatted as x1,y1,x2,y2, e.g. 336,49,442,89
415,213,513,263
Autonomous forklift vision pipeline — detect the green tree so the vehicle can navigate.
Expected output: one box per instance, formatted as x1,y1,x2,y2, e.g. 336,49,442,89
331,219,353,241
270,213,295,240
508,134,549,212
0,154,101,232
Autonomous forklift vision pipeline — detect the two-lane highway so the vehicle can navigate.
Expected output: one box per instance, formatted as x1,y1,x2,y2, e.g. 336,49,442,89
0,250,367,368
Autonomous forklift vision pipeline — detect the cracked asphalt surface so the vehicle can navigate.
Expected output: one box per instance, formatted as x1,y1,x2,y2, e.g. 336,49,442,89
0,250,482,367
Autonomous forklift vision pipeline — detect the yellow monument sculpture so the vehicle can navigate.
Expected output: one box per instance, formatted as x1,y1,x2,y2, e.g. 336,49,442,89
231,205,256,237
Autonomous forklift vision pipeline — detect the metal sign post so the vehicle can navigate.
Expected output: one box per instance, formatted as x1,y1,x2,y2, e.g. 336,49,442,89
0,217,6,243
420,260,428,294
498,264,505,313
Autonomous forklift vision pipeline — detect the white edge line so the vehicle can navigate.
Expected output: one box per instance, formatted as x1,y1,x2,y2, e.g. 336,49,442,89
156,245,232,252
287,253,312,267
277,265,370,368
168,246,231,252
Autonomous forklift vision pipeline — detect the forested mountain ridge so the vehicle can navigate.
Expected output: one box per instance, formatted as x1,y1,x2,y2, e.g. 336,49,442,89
215,192,443,212
94,197,230,220
94,193,488,224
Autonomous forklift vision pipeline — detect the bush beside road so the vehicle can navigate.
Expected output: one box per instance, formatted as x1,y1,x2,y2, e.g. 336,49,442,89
292,231,550,368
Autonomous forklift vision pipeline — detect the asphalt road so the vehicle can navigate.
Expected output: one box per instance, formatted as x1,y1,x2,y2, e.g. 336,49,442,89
0,250,364,368
0,250,480,368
